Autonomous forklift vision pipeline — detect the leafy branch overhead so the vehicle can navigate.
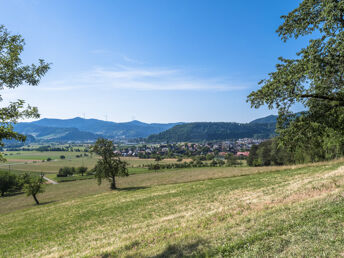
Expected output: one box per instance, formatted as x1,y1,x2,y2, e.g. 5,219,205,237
248,0,344,110
0,25,50,152
247,0,344,159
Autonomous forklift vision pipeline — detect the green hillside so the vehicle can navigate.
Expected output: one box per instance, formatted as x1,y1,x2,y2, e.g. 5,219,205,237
1,160,344,257
147,122,276,142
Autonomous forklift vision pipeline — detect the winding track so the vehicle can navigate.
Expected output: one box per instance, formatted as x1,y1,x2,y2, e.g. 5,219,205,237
43,176,58,185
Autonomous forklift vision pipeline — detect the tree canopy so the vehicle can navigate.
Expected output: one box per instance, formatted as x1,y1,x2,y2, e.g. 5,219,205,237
22,173,45,205
247,0,344,159
0,25,50,159
92,138,128,190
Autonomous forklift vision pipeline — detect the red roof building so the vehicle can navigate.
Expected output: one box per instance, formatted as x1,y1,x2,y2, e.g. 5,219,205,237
235,151,250,157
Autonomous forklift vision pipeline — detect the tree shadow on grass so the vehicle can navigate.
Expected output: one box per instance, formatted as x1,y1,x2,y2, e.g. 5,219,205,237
1,191,24,197
36,200,56,206
101,238,211,258
115,186,149,192
150,239,210,258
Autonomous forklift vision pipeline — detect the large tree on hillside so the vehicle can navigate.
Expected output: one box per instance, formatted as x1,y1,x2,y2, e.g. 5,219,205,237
0,25,50,160
92,138,128,190
247,0,344,159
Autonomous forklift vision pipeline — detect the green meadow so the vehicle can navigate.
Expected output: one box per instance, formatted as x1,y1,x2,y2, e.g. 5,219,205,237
1,151,190,180
1,157,344,257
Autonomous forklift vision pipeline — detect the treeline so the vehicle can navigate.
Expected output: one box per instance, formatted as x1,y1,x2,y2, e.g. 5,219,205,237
146,157,242,171
57,166,90,177
147,122,276,142
4,146,89,152
248,138,344,166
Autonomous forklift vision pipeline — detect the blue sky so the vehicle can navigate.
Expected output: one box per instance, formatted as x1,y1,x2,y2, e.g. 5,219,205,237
1,0,306,123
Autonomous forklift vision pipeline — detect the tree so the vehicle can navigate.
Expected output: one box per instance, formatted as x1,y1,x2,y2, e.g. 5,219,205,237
0,171,18,196
155,155,162,162
247,1,344,158
92,138,128,190
23,173,45,205
77,166,88,176
57,167,75,177
0,25,50,159
226,154,239,167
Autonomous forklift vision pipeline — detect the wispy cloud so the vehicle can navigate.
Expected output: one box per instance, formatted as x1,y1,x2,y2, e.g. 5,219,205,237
70,65,249,91
5,65,249,93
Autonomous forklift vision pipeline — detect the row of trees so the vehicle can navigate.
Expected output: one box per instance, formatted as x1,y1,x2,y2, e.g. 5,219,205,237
247,137,344,167
146,157,242,171
57,166,88,177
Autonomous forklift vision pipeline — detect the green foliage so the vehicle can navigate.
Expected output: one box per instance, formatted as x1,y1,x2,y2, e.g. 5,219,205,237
155,155,162,161
77,166,88,176
60,155,66,159
22,173,45,205
247,138,329,167
57,167,75,177
206,153,215,160
226,154,240,167
92,138,128,190
0,25,50,158
0,171,19,196
247,1,344,161
147,122,276,142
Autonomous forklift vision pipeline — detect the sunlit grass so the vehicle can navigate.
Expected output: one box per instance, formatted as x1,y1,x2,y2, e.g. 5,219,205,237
1,159,344,256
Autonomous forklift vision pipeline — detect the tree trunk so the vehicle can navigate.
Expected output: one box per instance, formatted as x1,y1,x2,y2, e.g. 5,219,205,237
33,194,40,205
1,190,4,197
110,176,117,190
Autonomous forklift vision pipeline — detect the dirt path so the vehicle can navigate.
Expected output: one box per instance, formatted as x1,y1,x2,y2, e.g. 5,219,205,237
43,176,58,185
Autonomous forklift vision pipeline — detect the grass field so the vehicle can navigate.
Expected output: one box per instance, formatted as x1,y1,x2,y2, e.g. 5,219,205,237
1,159,344,256
1,151,193,176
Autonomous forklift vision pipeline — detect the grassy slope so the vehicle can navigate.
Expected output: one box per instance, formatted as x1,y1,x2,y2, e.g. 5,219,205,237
1,160,344,257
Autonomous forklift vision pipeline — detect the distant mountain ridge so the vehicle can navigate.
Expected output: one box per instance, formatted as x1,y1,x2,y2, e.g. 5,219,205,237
12,115,278,143
14,117,182,142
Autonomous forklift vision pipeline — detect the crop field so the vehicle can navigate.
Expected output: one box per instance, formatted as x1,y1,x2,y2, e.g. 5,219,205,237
1,159,344,257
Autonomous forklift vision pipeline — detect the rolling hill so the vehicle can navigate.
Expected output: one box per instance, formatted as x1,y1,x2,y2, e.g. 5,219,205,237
12,115,277,143
146,121,276,142
13,118,182,142
249,114,278,124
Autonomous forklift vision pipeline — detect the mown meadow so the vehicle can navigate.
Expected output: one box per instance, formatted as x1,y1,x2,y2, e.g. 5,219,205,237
1,158,344,257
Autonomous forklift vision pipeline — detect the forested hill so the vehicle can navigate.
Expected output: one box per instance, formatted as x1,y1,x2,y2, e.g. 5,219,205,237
146,121,276,143
13,118,181,142
249,115,278,124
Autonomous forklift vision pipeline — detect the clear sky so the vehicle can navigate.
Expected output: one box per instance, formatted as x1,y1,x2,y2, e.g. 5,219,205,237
1,0,306,123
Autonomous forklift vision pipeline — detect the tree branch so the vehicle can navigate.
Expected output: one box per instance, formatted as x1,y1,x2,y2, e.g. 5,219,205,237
300,94,343,101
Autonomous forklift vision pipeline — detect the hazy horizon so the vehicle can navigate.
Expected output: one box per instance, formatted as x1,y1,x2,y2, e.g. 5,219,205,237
22,113,277,125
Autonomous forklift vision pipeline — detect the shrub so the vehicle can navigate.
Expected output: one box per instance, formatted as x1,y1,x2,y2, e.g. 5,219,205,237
46,157,52,162
0,172,19,196
77,166,88,176
57,167,75,177
60,155,66,159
